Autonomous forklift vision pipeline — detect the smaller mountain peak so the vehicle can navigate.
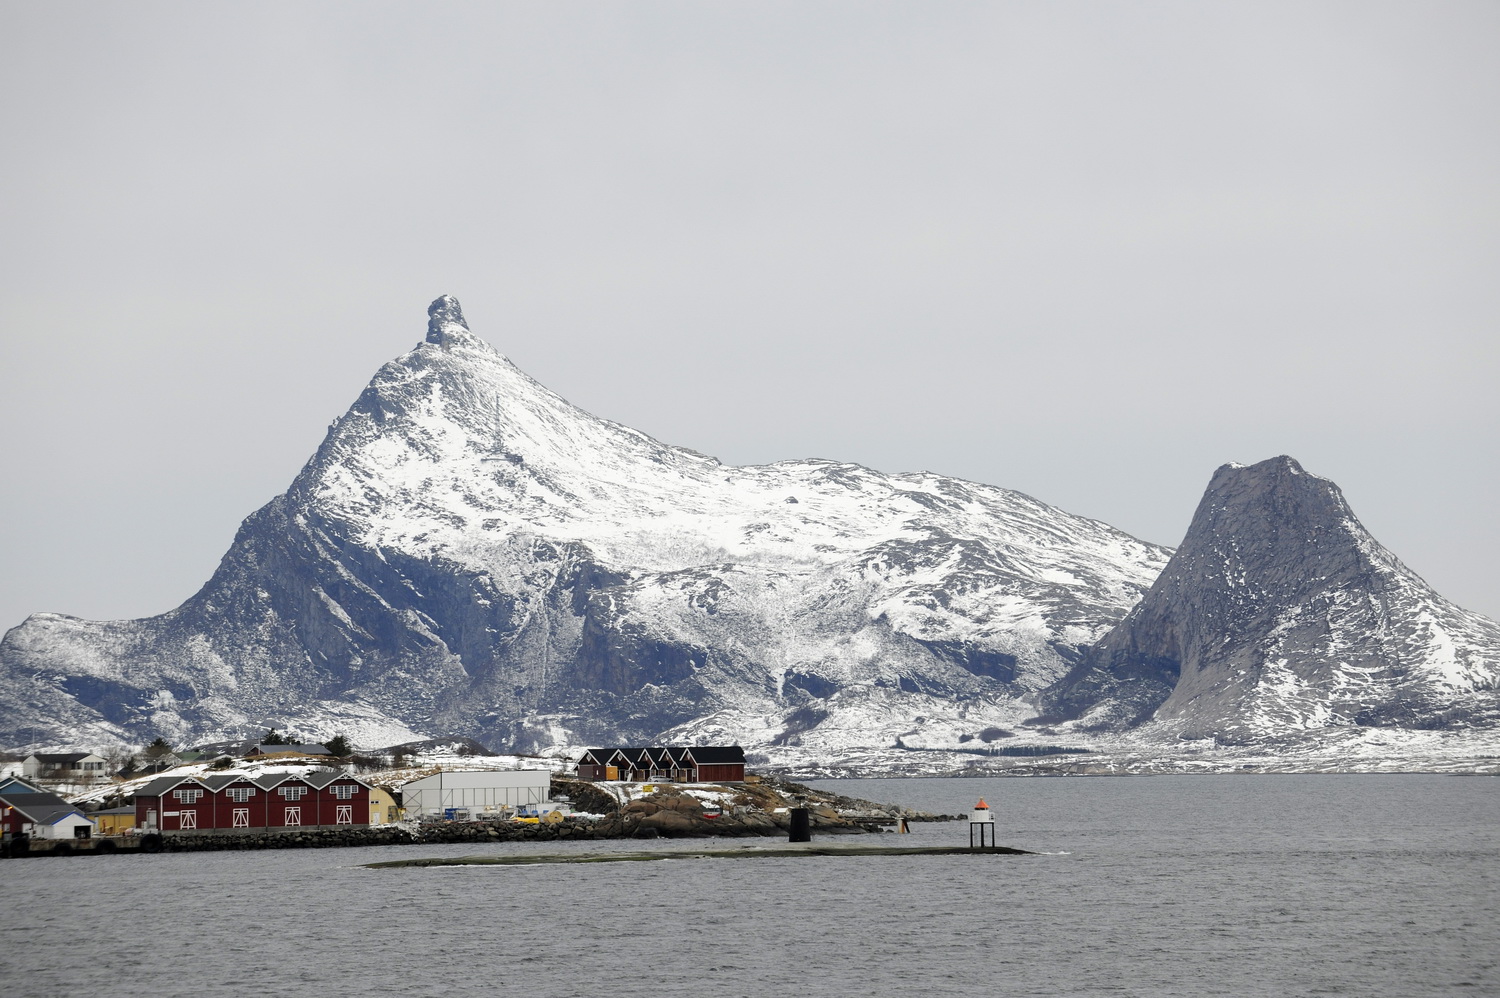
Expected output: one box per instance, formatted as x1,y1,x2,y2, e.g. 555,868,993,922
1210,455,1308,489
1271,454,1304,475
426,295,470,344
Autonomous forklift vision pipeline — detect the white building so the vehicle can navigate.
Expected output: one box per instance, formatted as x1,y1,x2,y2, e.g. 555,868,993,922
23,752,108,781
400,770,552,817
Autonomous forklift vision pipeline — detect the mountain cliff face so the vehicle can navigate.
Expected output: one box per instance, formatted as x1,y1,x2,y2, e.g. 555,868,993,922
0,297,1172,754
1042,456,1500,742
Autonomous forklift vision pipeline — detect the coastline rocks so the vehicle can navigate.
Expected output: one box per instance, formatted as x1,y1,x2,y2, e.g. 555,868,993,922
3,776,960,860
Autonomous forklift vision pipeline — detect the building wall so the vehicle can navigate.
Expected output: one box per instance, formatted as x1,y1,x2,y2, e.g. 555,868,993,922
91,813,136,835
311,781,367,827
369,787,399,824
138,779,370,833
401,771,551,815
35,813,94,840
219,780,269,830
267,780,314,828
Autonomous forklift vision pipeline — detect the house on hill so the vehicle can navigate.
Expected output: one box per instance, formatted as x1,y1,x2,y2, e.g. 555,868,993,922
244,743,333,760
22,752,108,781
575,746,746,783
0,775,41,796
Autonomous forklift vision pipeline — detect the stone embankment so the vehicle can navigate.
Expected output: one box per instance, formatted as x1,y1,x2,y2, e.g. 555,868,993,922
2,775,957,858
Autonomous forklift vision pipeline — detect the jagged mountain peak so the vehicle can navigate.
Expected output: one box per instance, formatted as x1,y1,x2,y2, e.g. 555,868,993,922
1043,455,1500,740
0,297,1174,755
425,293,472,344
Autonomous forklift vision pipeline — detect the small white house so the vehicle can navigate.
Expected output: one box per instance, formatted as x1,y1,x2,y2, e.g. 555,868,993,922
400,770,552,817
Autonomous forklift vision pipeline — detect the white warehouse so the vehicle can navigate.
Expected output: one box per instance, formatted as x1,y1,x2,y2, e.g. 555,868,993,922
400,770,552,817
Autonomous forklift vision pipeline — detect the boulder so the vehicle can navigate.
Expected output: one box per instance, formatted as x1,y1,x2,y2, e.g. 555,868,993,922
638,808,701,836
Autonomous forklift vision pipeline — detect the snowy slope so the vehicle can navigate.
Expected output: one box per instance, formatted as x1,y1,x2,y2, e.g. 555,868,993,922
0,297,1170,755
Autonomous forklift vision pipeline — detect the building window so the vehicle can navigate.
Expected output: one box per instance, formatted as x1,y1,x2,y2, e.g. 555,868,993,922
278,786,306,800
174,788,203,804
226,787,256,803
330,784,358,799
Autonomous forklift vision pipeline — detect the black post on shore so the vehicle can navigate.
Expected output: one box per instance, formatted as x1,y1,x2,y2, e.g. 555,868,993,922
788,807,811,842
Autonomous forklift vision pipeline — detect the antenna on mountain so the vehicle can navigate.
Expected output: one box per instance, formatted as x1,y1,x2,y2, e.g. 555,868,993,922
483,393,507,461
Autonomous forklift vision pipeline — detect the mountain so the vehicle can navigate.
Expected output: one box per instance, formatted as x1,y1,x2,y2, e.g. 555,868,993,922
1041,456,1500,742
0,297,1172,755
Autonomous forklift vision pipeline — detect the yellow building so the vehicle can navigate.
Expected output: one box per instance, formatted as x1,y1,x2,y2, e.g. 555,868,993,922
369,786,401,824
89,805,137,835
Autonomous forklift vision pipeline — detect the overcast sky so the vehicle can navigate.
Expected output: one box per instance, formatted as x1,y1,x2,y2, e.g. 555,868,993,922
2,1,1497,633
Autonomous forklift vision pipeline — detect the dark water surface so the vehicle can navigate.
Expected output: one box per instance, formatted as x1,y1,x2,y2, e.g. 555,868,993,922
2,775,1495,997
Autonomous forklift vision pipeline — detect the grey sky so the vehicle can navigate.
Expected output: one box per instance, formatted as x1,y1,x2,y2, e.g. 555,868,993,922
2,1,1497,635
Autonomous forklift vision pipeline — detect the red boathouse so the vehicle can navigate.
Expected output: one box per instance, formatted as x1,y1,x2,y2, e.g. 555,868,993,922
134,771,372,833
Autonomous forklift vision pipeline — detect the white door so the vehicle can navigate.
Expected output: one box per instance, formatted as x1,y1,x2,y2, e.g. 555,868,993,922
179,810,197,830
335,805,353,825
232,808,249,828
284,806,301,826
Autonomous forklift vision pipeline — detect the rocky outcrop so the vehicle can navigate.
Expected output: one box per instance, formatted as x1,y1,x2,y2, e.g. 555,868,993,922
1042,456,1500,741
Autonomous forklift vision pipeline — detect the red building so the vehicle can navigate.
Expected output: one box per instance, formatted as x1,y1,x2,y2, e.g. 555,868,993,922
688,746,748,784
134,771,372,833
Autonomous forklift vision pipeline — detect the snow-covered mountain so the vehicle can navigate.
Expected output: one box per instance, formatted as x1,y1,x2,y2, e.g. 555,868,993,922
0,297,1173,755
1042,456,1500,742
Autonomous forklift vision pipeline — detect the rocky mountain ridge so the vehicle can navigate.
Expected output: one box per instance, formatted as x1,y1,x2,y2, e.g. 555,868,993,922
0,297,1171,756
3,298,1496,769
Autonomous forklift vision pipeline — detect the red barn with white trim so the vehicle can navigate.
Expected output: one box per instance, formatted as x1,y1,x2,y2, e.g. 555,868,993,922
134,771,372,833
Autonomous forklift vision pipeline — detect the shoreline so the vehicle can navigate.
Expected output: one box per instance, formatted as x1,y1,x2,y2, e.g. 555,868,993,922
365,843,1033,868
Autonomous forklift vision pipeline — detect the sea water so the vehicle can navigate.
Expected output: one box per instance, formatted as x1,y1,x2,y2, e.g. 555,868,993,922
1,775,1494,997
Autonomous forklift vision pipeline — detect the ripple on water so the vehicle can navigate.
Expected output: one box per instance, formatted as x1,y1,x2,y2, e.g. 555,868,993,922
0,775,1495,997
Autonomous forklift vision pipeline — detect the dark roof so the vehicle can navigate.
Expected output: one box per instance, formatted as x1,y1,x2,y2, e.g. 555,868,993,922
91,805,137,816
199,774,251,790
579,746,746,768
253,773,301,790
302,770,369,789
686,746,746,765
134,776,198,798
0,791,86,825
27,752,97,763
0,776,41,794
